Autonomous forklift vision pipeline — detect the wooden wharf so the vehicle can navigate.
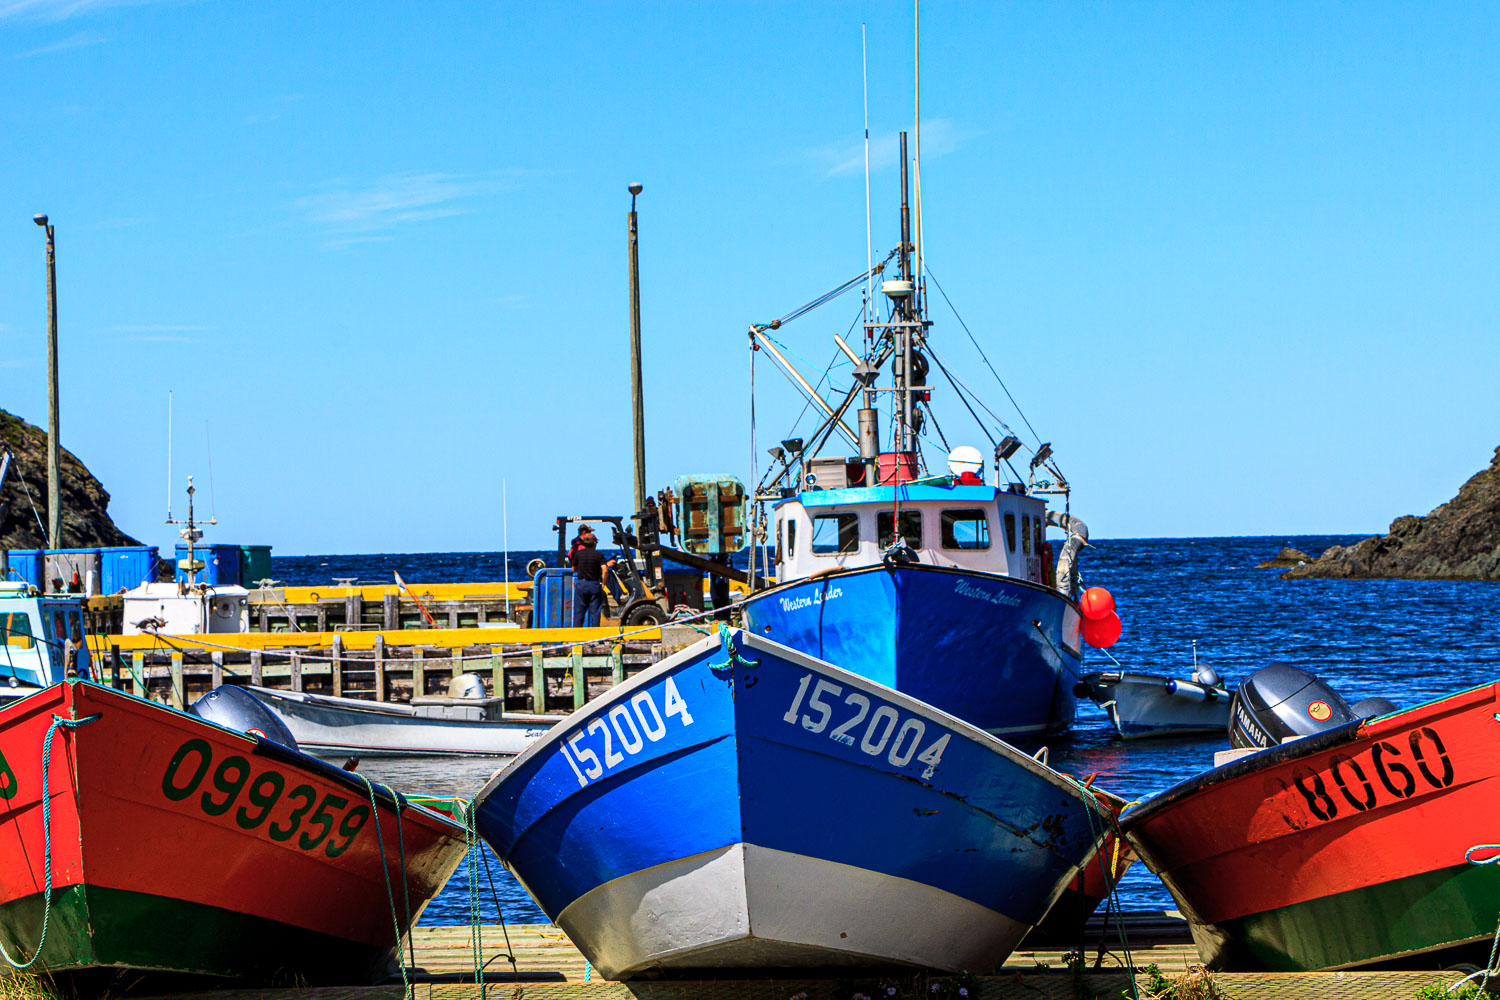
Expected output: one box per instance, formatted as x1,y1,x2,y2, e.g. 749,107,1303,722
83,623,707,711
135,917,1478,1000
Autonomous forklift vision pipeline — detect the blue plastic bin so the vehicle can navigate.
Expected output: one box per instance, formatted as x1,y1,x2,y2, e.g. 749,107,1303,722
531,567,574,629
99,546,160,593
175,543,242,586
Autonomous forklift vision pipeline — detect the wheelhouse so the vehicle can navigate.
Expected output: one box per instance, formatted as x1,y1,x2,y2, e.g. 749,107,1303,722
0,582,92,688
773,484,1052,586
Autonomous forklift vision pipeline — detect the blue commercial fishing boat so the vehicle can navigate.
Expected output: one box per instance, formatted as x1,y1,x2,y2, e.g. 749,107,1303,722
739,132,1094,736
470,629,1111,979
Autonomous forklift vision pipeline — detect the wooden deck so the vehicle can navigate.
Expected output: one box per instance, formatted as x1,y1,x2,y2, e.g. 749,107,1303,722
131,917,1484,999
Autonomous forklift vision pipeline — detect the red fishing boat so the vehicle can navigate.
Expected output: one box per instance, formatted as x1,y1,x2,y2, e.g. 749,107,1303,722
1121,680,1500,970
1026,783,1139,946
0,681,469,984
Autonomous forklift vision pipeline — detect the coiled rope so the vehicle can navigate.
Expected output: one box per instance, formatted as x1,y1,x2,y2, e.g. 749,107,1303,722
0,712,101,970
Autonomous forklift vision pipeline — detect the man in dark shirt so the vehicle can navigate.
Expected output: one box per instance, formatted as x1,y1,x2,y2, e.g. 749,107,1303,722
571,537,616,628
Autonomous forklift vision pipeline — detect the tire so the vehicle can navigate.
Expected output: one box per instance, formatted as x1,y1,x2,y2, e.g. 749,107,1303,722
623,603,667,627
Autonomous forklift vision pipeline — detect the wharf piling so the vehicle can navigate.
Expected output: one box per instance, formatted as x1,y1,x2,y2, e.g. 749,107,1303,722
86,625,699,710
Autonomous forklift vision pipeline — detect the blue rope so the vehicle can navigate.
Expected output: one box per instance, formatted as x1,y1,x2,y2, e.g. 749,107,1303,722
353,774,411,1000
0,712,101,970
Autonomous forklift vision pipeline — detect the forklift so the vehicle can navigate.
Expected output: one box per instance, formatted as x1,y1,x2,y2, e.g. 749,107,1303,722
534,477,768,628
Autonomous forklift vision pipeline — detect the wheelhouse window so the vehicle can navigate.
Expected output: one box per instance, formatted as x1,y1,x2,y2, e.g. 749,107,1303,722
786,519,796,559
810,513,860,555
1003,513,1017,552
2,613,33,650
1034,519,1044,557
1022,516,1032,555
775,520,783,565
877,511,923,549
942,510,991,550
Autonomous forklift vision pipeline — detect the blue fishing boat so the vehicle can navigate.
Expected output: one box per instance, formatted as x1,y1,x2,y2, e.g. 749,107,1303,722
739,131,1095,736
470,628,1111,979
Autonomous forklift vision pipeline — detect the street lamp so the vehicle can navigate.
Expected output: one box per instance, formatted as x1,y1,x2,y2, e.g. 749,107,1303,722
33,214,60,550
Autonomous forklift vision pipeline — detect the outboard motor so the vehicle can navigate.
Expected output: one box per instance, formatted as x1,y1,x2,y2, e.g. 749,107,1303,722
447,672,487,699
1351,696,1399,719
1228,662,1356,750
190,686,299,750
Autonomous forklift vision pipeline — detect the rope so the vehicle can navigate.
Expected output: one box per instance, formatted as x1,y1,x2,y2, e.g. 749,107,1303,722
709,629,759,672
1450,843,1500,994
477,838,520,982
1066,777,1138,999
463,801,487,998
0,712,101,970
352,773,411,1000
924,263,1043,446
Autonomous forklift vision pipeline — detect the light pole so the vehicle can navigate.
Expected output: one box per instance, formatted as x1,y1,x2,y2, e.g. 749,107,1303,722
626,183,646,520
33,213,60,550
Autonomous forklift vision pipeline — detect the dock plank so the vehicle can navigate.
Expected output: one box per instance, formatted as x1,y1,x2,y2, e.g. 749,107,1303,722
135,920,1481,999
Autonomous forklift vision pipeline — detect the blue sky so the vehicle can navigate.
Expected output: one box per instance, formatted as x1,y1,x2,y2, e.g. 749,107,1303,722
2,1,1497,554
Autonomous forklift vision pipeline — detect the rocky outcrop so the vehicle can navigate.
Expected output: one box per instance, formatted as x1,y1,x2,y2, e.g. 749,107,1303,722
1282,447,1500,581
1257,547,1314,569
0,407,141,550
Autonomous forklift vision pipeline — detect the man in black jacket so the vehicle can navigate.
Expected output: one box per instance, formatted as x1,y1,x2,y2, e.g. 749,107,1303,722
571,536,616,628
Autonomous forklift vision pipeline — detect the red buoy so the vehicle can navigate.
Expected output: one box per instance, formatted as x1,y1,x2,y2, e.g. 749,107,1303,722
1084,610,1122,649
1079,586,1116,621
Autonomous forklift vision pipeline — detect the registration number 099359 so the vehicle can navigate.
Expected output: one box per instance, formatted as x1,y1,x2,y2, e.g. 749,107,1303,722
783,674,951,780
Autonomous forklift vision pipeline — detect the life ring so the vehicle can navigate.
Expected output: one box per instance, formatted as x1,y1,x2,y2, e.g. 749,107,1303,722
525,558,546,578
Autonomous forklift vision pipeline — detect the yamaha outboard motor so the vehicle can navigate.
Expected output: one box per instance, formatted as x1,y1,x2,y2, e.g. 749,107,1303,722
190,686,299,750
1229,662,1356,750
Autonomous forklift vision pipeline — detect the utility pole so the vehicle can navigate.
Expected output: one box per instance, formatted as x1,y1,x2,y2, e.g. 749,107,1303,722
34,214,60,549
627,183,647,519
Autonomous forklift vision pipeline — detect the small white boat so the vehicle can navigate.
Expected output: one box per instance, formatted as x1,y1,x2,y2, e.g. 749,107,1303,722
243,678,557,756
1080,663,1231,740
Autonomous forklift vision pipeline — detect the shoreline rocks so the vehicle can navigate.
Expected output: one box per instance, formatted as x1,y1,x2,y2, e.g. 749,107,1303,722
1280,446,1500,582
1,407,141,550
1257,547,1313,569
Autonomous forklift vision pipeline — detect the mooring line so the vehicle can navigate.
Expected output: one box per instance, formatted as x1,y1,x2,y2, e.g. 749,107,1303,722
0,713,101,971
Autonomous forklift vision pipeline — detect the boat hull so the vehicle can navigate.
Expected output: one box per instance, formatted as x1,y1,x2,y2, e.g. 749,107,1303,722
0,682,469,982
472,629,1107,979
246,685,556,756
741,564,1081,736
1122,681,1500,971
1082,672,1231,739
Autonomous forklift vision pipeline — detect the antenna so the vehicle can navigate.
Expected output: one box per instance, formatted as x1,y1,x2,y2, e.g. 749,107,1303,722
913,0,925,313
205,423,218,521
166,391,173,521
503,479,511,619
862,23,873,337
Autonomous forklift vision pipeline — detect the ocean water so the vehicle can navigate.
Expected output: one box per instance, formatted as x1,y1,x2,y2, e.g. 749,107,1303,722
271,535,1500,926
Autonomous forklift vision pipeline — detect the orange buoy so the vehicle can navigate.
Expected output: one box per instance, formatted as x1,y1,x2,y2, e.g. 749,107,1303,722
1079,586,1115,621
1084,610,1122,649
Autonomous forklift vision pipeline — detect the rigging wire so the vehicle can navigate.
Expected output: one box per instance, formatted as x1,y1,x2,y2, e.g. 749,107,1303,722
924,262,1044,445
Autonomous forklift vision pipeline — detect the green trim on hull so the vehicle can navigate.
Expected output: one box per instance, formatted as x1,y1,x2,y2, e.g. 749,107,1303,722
1193,861,1500,971
0,885,395,985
